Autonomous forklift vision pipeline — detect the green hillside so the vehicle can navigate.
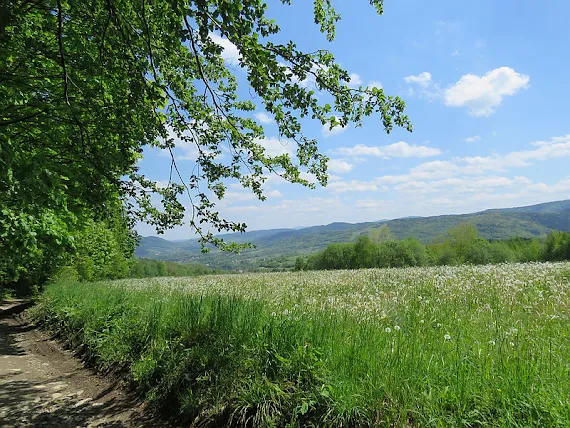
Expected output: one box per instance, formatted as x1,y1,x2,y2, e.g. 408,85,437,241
136,200,570,270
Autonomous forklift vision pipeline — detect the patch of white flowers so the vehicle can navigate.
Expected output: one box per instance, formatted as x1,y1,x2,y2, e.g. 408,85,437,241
115,262,570,356
117,262,570,322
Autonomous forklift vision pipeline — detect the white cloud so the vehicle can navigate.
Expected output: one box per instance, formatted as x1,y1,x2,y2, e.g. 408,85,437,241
393,175,525,196
334,142,441,159
225,197,343,215
371,134,570,202
334,144,382,157
217,189,281,204
275,197,343,214
405,72,433,88
347,73,363,88
327,180,378,193
460,134,570,173
404,72,441,100
464,136,481,143
299,171,318,185
327,159,354,174
265,189,283,198
514,176,533,185
375,161,460,187
382,134,570,182
259,173,288,187
209,33,240,64
411,160,460,179
254,112,274,124
254,137,294,158
220,191,256,202
430,197,455,205
375,175,411,185
444,67,530,117
368,80,383,89
380,142,442,158
322,117,347,138
466,176,570,206
154,180,171,189
356,200,384,209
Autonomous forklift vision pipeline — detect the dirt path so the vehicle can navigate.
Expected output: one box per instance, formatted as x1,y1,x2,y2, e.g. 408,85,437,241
0,300,168,427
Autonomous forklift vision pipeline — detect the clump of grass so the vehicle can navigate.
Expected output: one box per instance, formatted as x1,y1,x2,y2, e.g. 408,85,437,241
31,262,570,426
31,282,336,426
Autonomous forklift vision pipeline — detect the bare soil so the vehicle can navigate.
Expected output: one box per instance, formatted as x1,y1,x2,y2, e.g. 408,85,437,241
0,300,172,427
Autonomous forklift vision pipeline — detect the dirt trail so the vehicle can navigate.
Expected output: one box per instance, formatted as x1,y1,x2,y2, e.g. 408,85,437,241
0,300,168,427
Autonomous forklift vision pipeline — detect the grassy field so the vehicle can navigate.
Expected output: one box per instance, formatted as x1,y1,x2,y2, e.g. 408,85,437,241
31,262,570,426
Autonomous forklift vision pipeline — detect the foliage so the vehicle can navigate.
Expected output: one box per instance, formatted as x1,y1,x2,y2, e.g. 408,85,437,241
368,224,394,244
0,194,137,294
544,231,570,261
297,223,570,271
31,262,570,425
68,226,216,281
445,222,479,263
1,0,410,263
71,219,131,281
0,204,75,296
129,258,217,278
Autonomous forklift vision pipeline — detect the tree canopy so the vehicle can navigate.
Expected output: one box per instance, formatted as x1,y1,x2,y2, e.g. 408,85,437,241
1,0,411,287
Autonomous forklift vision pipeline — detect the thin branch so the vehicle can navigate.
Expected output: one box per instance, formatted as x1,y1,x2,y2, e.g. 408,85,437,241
0,112,42,127
56,0,70,106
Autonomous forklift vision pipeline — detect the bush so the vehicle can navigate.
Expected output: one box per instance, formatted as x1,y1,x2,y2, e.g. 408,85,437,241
128,259,215,277
489,241,515,263
544,231,570,261
464,238,493,265
71,219,131,281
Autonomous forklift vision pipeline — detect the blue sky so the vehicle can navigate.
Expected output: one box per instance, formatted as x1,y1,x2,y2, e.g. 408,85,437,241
136,0,570,239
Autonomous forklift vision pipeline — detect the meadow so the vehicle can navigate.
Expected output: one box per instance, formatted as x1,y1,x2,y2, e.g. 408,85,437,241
32,262,570,426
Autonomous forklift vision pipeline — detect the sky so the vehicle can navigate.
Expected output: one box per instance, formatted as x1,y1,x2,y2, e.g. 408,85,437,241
136,0,570,239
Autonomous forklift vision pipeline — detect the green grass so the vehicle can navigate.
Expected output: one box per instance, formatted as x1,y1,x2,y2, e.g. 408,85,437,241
30,262,570,426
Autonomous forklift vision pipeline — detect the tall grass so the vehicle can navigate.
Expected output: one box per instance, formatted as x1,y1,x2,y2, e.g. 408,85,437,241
31,262,570,426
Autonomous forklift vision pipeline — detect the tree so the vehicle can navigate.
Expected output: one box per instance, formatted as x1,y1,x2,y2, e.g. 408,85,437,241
322,242,355,269
353,235,375,268
464,238,493,265
544,231,570,261
369,224,394,244
446,223,479,264
1,0,411,288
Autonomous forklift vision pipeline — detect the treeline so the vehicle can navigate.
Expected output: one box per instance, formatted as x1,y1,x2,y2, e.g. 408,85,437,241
295,224,570,271
129,259,217,278
68,215,216,280
54,219,218,286
1,202,136,296
1,206,215,297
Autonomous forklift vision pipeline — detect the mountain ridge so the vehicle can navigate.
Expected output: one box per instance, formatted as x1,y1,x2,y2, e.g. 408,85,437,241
136,199,570,269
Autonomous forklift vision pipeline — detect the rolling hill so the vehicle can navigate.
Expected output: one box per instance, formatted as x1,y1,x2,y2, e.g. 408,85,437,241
136,199,570,270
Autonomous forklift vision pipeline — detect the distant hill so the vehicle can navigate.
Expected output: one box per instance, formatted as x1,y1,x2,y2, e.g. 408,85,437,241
136,199,570,270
